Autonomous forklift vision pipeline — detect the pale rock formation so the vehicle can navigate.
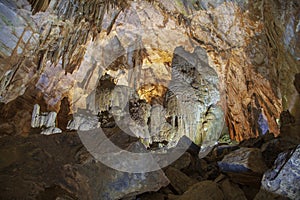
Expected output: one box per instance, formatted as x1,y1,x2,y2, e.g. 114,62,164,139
66,112,100,131
0,0,39,103
31,104,56,128
41,127,62,135
31,104,62,135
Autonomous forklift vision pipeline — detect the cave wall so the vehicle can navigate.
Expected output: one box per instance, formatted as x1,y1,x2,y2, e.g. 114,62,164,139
0,0,299,142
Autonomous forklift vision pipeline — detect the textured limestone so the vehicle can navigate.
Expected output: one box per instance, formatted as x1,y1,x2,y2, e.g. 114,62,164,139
218,147,267,174
31,104,57,128
60,0,224,151
0,1,39,103
40,127,62,135
31,104,62,135
191,2,283,140
66,112,100,131
164,46,224,148
0,0,299,144
1,1,300,199
258,145,300,199
261,0,300,132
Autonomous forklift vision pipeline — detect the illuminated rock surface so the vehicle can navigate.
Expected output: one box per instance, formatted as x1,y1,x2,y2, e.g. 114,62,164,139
0,0,299,199
1,0,299,141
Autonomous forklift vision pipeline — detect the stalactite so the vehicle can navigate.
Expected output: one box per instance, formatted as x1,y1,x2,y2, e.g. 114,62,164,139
28,0,51,14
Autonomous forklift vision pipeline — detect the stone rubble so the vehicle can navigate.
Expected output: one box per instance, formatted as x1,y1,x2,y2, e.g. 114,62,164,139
136,133,299,200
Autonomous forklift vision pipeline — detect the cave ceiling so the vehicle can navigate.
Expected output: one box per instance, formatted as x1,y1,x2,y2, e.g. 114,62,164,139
0,0,299,144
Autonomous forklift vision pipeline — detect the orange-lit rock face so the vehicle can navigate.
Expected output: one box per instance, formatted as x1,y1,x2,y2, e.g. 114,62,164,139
137,84,168,105
191,2,285,141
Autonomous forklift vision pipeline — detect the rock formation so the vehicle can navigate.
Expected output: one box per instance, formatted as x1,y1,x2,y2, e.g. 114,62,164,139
0,0,299,199
1,0,299,139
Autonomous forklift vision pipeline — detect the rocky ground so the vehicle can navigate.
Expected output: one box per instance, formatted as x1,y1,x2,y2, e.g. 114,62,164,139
0,126,299,200
121,130,300,200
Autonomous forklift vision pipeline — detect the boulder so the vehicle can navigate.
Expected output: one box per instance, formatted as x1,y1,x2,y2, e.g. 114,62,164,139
170,152,192,170
261,137,297,168
168,194,180,200
176,136,200,156
218,147,267,185
177,181,224,200
217,178,247,200
137,193,165,200
0,122,15,135
210,144,240,161
257,145,300,199
254,189,290,200
75,142,170,200
165,167,198,194
92,165,169,200
218,147,267,174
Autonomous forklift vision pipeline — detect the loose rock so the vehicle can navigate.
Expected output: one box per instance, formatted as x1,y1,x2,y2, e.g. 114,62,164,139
258,145,300,199
165,166,198,195
177,181,224,200
217,178,247,200
218,147,267,174
170,152,192,170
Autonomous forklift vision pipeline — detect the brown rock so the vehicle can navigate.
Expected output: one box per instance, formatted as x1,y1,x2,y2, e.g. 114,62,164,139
0,133,170,200
165,167,198,195
171,152,192,170
218,147,267,186
218,148,267,174
0,122,15,135
177,181,224,200
240,185,260,200
217,179,247,200
294,73,300,94
254,189,290,200
168,194,180,200
261,138,297,168
138,193,165,200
